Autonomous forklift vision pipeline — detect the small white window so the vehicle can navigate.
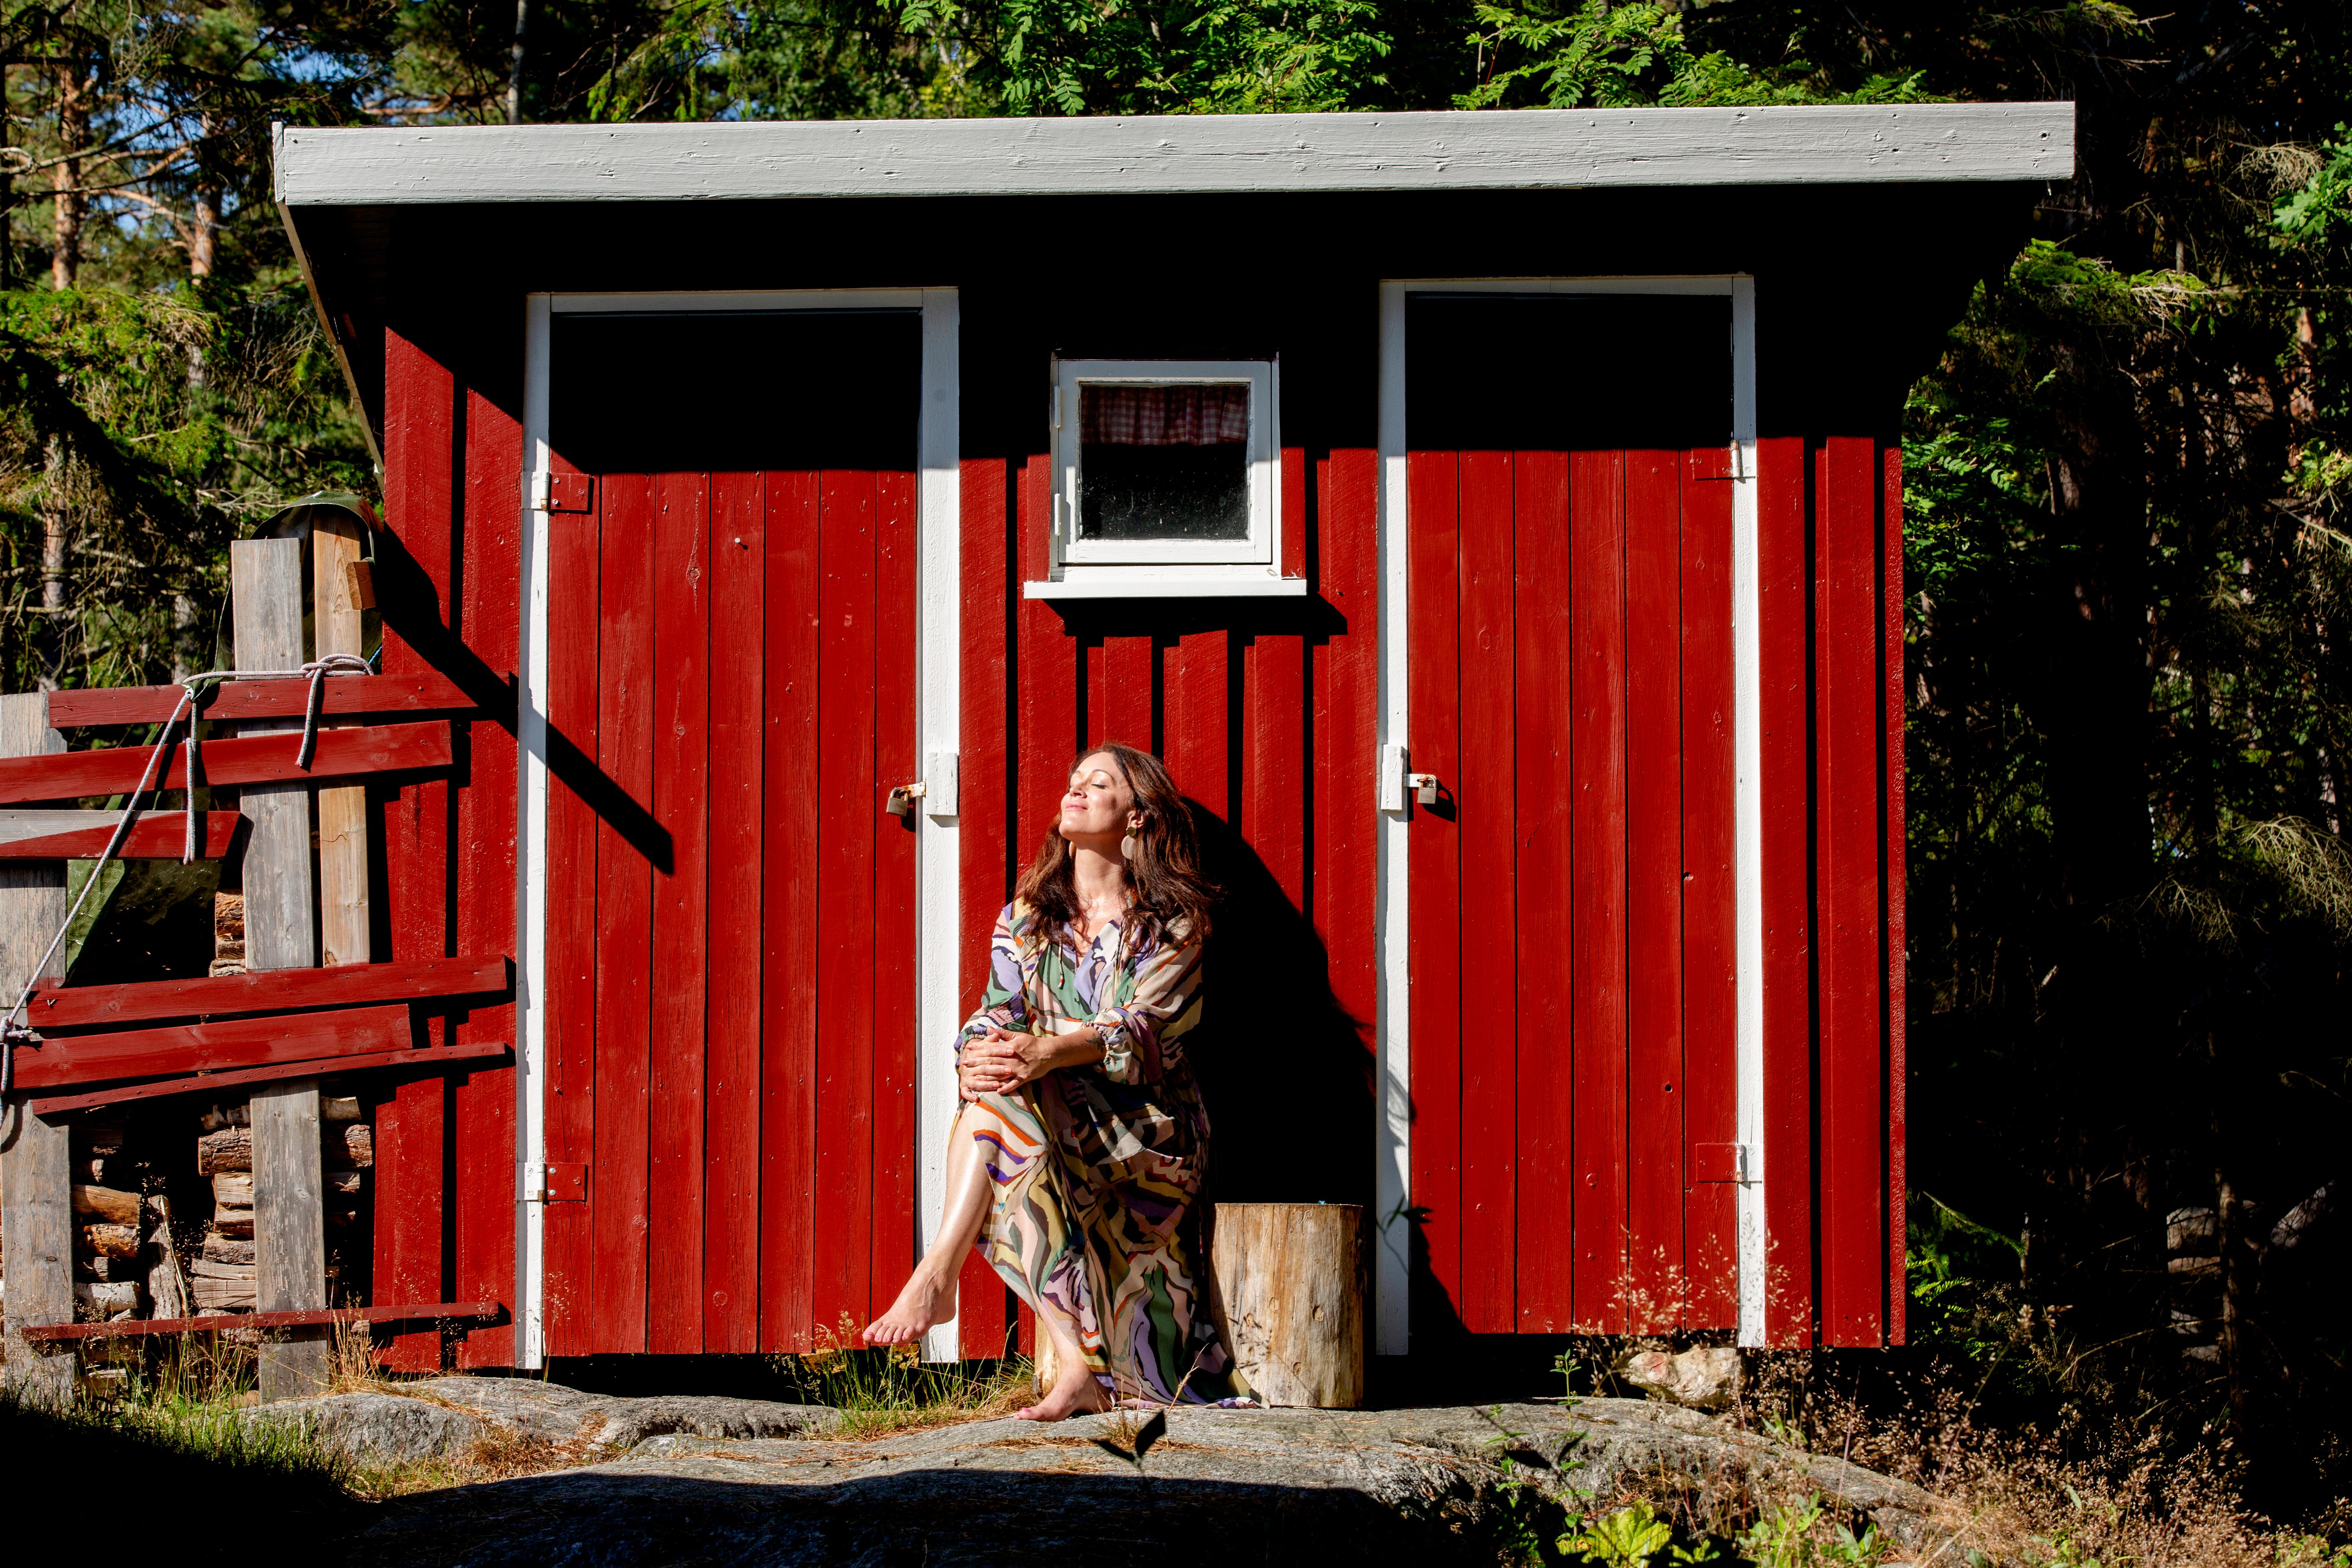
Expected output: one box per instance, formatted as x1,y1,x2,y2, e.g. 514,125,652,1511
1030,358,1298,599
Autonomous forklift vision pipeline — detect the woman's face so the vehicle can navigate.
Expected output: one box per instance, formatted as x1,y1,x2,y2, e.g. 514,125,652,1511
1059,752,1136,844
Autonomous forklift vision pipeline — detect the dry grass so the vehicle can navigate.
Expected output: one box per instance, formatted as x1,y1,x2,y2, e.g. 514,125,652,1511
777,1314,1034,1439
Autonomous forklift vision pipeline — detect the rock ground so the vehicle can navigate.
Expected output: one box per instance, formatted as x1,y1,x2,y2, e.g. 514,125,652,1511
240,1390,485,1464
324,1390,1964,1567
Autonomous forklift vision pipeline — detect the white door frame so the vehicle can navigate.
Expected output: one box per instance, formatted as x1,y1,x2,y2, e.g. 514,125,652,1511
1373,276,1761,1354
516,287,962,1368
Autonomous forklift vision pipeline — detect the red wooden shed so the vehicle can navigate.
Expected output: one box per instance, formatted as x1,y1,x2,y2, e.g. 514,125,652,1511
270,102,2073,1368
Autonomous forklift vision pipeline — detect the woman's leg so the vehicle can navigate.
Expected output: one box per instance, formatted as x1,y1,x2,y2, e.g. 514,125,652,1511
1016,1303,1111,1421
862,1101,996,1345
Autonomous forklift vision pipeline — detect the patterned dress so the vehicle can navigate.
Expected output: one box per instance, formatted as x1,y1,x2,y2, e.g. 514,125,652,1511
957,899,1247,1404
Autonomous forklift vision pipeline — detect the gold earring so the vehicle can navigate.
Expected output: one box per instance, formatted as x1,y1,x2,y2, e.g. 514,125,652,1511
1121,820,1141,862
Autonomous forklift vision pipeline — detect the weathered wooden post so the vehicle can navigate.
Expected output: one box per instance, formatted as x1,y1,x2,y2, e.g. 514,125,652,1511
311,516,370,969
1211,1202,1365,1409
234,538,330,1402
0,692,72,1405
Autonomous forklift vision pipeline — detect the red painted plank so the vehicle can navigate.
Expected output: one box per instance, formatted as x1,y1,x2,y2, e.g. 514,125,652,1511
28,954,507,1030
543,448,601,1360
649,470,710,1355
815,468,879,1341
1513,448,1577,1332
48,671,479,729
871,468,920,1327
1679,456,1740,1330
1456,449,1515,1334
706,471,765,1354
1405,450,1463,1332
762,468,822,1353
1884,440,1909,1346
453,381,523,1368
1756,436,1816,1346
10,1003,410,1090
1568,448,1631,1335
377,324,455,1374
1314,450,1380,1058
1818,436,1884,1346
22,1300,503,1342
1104,636,1153,753
25,1040,507,1116
0,722,452,805
1165,630,1230,824
1624,447,1684,1331
1245,632,1305,910
0,812,242,860
958,456,1013,1360
592,470,657,1356
1018,454,1079,851
1280,445,1309,583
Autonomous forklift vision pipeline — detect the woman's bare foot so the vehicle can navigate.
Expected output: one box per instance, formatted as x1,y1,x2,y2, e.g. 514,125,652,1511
862,1264,954,1347
1017,1363,1111,1422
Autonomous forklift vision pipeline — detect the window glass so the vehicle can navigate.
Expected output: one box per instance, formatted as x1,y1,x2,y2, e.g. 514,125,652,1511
1077,382,1251,542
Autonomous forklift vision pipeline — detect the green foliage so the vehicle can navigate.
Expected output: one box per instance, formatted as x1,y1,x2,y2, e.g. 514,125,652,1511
1733,1497,1889,1568
1454,0,1933,111
1561,1500,1675,1566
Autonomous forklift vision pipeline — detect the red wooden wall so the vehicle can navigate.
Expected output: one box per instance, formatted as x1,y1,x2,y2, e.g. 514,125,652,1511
364,261,1907,1363
376,320,520,1371
952,436,1383,1357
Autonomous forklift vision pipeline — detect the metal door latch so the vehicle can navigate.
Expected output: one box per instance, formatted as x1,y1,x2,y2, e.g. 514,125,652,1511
523,1162,587,1203
1406,773,1441,806
886,781,928,817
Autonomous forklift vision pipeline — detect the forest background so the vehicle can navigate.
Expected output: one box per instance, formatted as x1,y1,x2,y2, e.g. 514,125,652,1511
7,0,2352,1527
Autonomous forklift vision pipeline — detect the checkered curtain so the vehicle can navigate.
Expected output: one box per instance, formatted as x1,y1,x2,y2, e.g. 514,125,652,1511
1080,383,1250,446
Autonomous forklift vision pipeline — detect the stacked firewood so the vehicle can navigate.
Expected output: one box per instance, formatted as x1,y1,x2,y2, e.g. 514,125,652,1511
191,1096,371,1314
71,1114,144,1321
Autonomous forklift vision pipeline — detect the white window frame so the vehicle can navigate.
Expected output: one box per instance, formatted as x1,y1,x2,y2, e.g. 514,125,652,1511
1030,357,1299,599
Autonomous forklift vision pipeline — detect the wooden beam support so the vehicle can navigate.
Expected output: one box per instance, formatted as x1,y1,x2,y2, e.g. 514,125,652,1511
0,692,74,1405
314,517,371,966
26,952,508,1030
232,538,331,1404
9,1002,413,1090
25,1040,508,1116
0,720,452,805
47,670,481,728
19,1299,505,1343
0,810,243,860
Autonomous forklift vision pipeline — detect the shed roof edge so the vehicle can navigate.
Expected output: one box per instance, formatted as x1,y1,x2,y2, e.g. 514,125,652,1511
274,102,2075,205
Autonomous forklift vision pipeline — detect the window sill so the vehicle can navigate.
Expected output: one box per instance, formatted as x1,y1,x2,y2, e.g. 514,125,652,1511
1022,577,1311,601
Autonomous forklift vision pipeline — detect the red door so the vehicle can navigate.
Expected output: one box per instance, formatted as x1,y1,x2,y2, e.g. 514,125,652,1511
541,308,922,1354
1406,291,1739,1338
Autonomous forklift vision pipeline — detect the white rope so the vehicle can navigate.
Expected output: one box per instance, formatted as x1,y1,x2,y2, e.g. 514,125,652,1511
0,654,376,1097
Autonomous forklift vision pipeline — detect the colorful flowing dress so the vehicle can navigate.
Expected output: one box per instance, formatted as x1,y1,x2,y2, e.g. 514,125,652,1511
957,899,1248,1404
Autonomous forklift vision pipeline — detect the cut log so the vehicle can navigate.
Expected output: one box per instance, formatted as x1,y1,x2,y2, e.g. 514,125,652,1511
209,1215,254,1240
1209,1202,1365,1410
203,1235,255,1265
192,1258,255,1281
323,1096,360,1123
198,1126,247,1173
203,1123,367,1175
74,1281,140,1316
213,1171,254,1208
81,1223,138,1258
72,1185,140,1225
77,1256,136,1281
327,1169,363,1198
77,1156,111,1183
192,1276,256,1312
337,1123,373,1167
199,1101,249,1133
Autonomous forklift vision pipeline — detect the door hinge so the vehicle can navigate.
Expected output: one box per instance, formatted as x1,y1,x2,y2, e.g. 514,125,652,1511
527,470,593,513
1690,1143,1753,1185
523,1161,587,1203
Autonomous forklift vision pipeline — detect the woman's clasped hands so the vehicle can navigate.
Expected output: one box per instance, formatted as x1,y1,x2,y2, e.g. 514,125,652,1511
959,1025,1049,1100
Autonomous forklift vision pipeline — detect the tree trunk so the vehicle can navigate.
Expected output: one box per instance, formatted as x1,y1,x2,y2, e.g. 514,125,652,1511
172,594,201,684
40,435,71,691
508,0,530,123
2,62,14,291
51,60,86,290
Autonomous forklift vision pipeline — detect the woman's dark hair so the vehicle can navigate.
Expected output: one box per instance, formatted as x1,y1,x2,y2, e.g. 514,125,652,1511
1015,742,1217,947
